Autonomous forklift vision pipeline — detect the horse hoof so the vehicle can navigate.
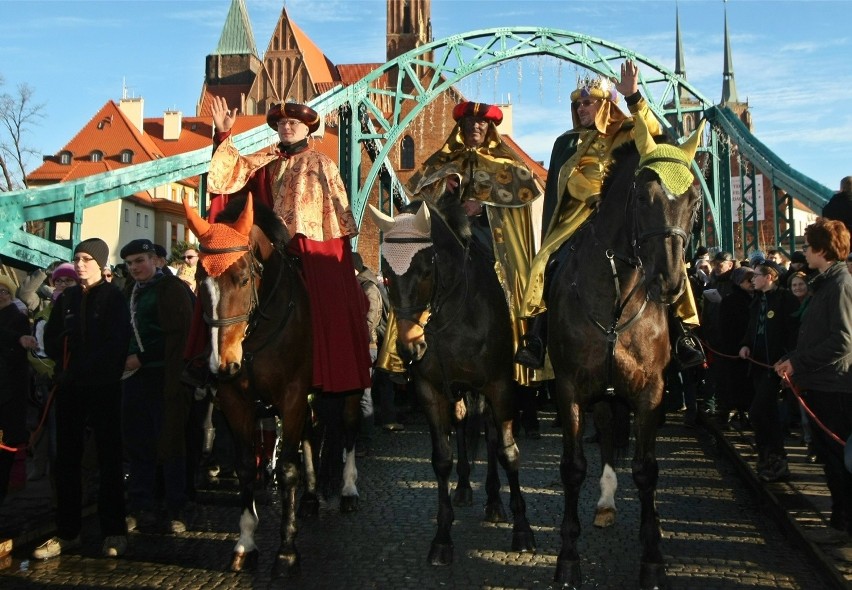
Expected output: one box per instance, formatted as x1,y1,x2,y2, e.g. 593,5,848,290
593,506,616,528
271,551,301,578
484,501,507,523
511,528,536,553
339,495,359,513
451,486,473,507
297,494,320,518
554,558,581,589
639,561,668,590
229,549,259,572
427,542,454,566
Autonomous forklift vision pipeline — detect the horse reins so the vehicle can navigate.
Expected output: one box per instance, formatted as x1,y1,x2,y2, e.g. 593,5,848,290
200,243,297,385
579,155,695,396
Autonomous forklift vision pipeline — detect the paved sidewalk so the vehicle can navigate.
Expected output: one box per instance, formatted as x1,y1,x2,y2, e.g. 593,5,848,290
697,410,852,588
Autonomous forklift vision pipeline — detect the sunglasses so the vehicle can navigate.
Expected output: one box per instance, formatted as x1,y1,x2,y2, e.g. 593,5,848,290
574,99,599,108
183,255,198,260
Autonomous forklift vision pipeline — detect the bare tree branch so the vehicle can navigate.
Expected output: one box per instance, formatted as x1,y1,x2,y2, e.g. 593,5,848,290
0,76,46,191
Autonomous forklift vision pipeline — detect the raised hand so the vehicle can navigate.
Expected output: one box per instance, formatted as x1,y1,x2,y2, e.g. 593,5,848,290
615,59,639,97
212,95,238,134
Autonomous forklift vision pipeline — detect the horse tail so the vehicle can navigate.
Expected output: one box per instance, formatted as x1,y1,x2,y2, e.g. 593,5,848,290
613,399,631,460
461,391,485,466
311,393,348,499
594,398,632,465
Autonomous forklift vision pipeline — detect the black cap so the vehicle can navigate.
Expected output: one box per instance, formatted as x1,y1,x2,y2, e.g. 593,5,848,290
120,238,155,259
74,238,110,269
153,244,168,258
790,251,806,264
713,251,733,262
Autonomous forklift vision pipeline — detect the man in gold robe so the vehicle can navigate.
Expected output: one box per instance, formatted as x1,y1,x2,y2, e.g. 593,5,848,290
514,60,703,370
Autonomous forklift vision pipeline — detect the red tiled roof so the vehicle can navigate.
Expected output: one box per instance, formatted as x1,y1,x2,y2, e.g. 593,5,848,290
337,64,384,85
288,13,339,86
501,135,548,184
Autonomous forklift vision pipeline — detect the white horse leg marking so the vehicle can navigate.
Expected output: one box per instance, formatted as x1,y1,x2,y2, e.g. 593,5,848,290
204,277,221,374
341,447,359,497
597,463,617,510
234,505,258,554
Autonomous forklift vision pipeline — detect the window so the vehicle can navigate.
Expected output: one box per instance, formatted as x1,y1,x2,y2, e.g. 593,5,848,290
400,135,415,170
59,151,72,165
90,150,103,162
124,208,129,222
120,150,133,164
144,214,149,229
136,212,141,227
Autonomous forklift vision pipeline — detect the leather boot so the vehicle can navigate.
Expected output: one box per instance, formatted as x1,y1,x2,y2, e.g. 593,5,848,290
514,313,547,369
671,318,705,370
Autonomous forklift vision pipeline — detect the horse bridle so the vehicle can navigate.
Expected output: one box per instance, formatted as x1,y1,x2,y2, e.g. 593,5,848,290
382,235,471,333
583,155,695,394
200,243,296,382
200,244,262,328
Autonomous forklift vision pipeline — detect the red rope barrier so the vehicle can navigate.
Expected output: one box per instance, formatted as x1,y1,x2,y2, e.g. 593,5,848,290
697,337,846,448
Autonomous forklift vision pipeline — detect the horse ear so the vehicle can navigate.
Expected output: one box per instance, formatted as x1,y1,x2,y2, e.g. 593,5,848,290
233,193,254,236
633,112,658,157
679,120,706,162
183,197,210,237
414,201,431,234
367,204,395,234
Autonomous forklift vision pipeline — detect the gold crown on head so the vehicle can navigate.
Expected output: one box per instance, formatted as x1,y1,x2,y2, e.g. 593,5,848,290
571,74,618,103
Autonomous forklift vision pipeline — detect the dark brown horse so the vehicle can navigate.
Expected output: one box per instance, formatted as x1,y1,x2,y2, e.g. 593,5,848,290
184,195,321,577
546,126,703,590
368,198,535,565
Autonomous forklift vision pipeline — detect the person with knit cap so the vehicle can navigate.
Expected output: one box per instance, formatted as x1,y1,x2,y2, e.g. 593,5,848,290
199,96,370,399
514,60,704,372
32,238,131,560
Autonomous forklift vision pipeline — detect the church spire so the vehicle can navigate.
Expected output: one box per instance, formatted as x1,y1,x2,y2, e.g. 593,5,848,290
674,4,690,102
214,0,258,56
721,5,740,105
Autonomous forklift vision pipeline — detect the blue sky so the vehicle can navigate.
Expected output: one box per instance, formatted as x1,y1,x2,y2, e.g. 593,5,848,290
2,0,850,191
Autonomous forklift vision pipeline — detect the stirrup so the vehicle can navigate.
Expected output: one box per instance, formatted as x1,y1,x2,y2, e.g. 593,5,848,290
674,335,705,370
514,336,545,369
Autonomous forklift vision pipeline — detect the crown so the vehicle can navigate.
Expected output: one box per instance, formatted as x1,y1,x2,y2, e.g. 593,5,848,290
571,74,618,103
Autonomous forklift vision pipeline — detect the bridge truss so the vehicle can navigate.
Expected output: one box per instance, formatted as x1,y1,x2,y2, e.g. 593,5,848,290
0,27,832,269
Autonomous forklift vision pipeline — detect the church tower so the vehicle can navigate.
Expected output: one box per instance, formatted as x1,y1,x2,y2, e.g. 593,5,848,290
204,0,262,88
387,0,433,87
720,7,752,130
666,6,701,138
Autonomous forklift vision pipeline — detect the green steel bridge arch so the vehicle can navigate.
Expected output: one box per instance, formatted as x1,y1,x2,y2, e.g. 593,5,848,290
0,27,833,269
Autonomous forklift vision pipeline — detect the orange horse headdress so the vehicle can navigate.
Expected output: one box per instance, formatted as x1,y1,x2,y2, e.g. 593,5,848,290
183,196,254,278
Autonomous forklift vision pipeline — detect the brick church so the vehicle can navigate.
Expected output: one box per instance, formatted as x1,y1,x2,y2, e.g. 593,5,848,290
27,0,545,268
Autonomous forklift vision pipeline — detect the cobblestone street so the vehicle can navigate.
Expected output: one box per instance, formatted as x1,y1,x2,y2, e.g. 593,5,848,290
0,410,843,589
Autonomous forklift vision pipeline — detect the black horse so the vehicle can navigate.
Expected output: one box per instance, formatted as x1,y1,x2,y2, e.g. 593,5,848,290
368,198,536,565
185,195,358,577
546,126,703,590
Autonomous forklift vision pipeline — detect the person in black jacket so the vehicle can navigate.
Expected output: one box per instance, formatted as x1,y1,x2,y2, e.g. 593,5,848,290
776,218,852,536
32,238,132,560
739,261,800,482
822,176,852,233
718,266,755,426
0,274,30,506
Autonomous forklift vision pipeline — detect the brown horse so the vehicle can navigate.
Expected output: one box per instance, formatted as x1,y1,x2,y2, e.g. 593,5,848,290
546,124,703,590
368,198,535,566
185,195,317,577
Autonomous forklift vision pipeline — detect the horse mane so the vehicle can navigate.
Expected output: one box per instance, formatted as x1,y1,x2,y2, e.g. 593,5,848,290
215,194,291,247
599,134,673,200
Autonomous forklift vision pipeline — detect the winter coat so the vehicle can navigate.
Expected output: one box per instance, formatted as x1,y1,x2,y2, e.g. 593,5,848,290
787,262,852,392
